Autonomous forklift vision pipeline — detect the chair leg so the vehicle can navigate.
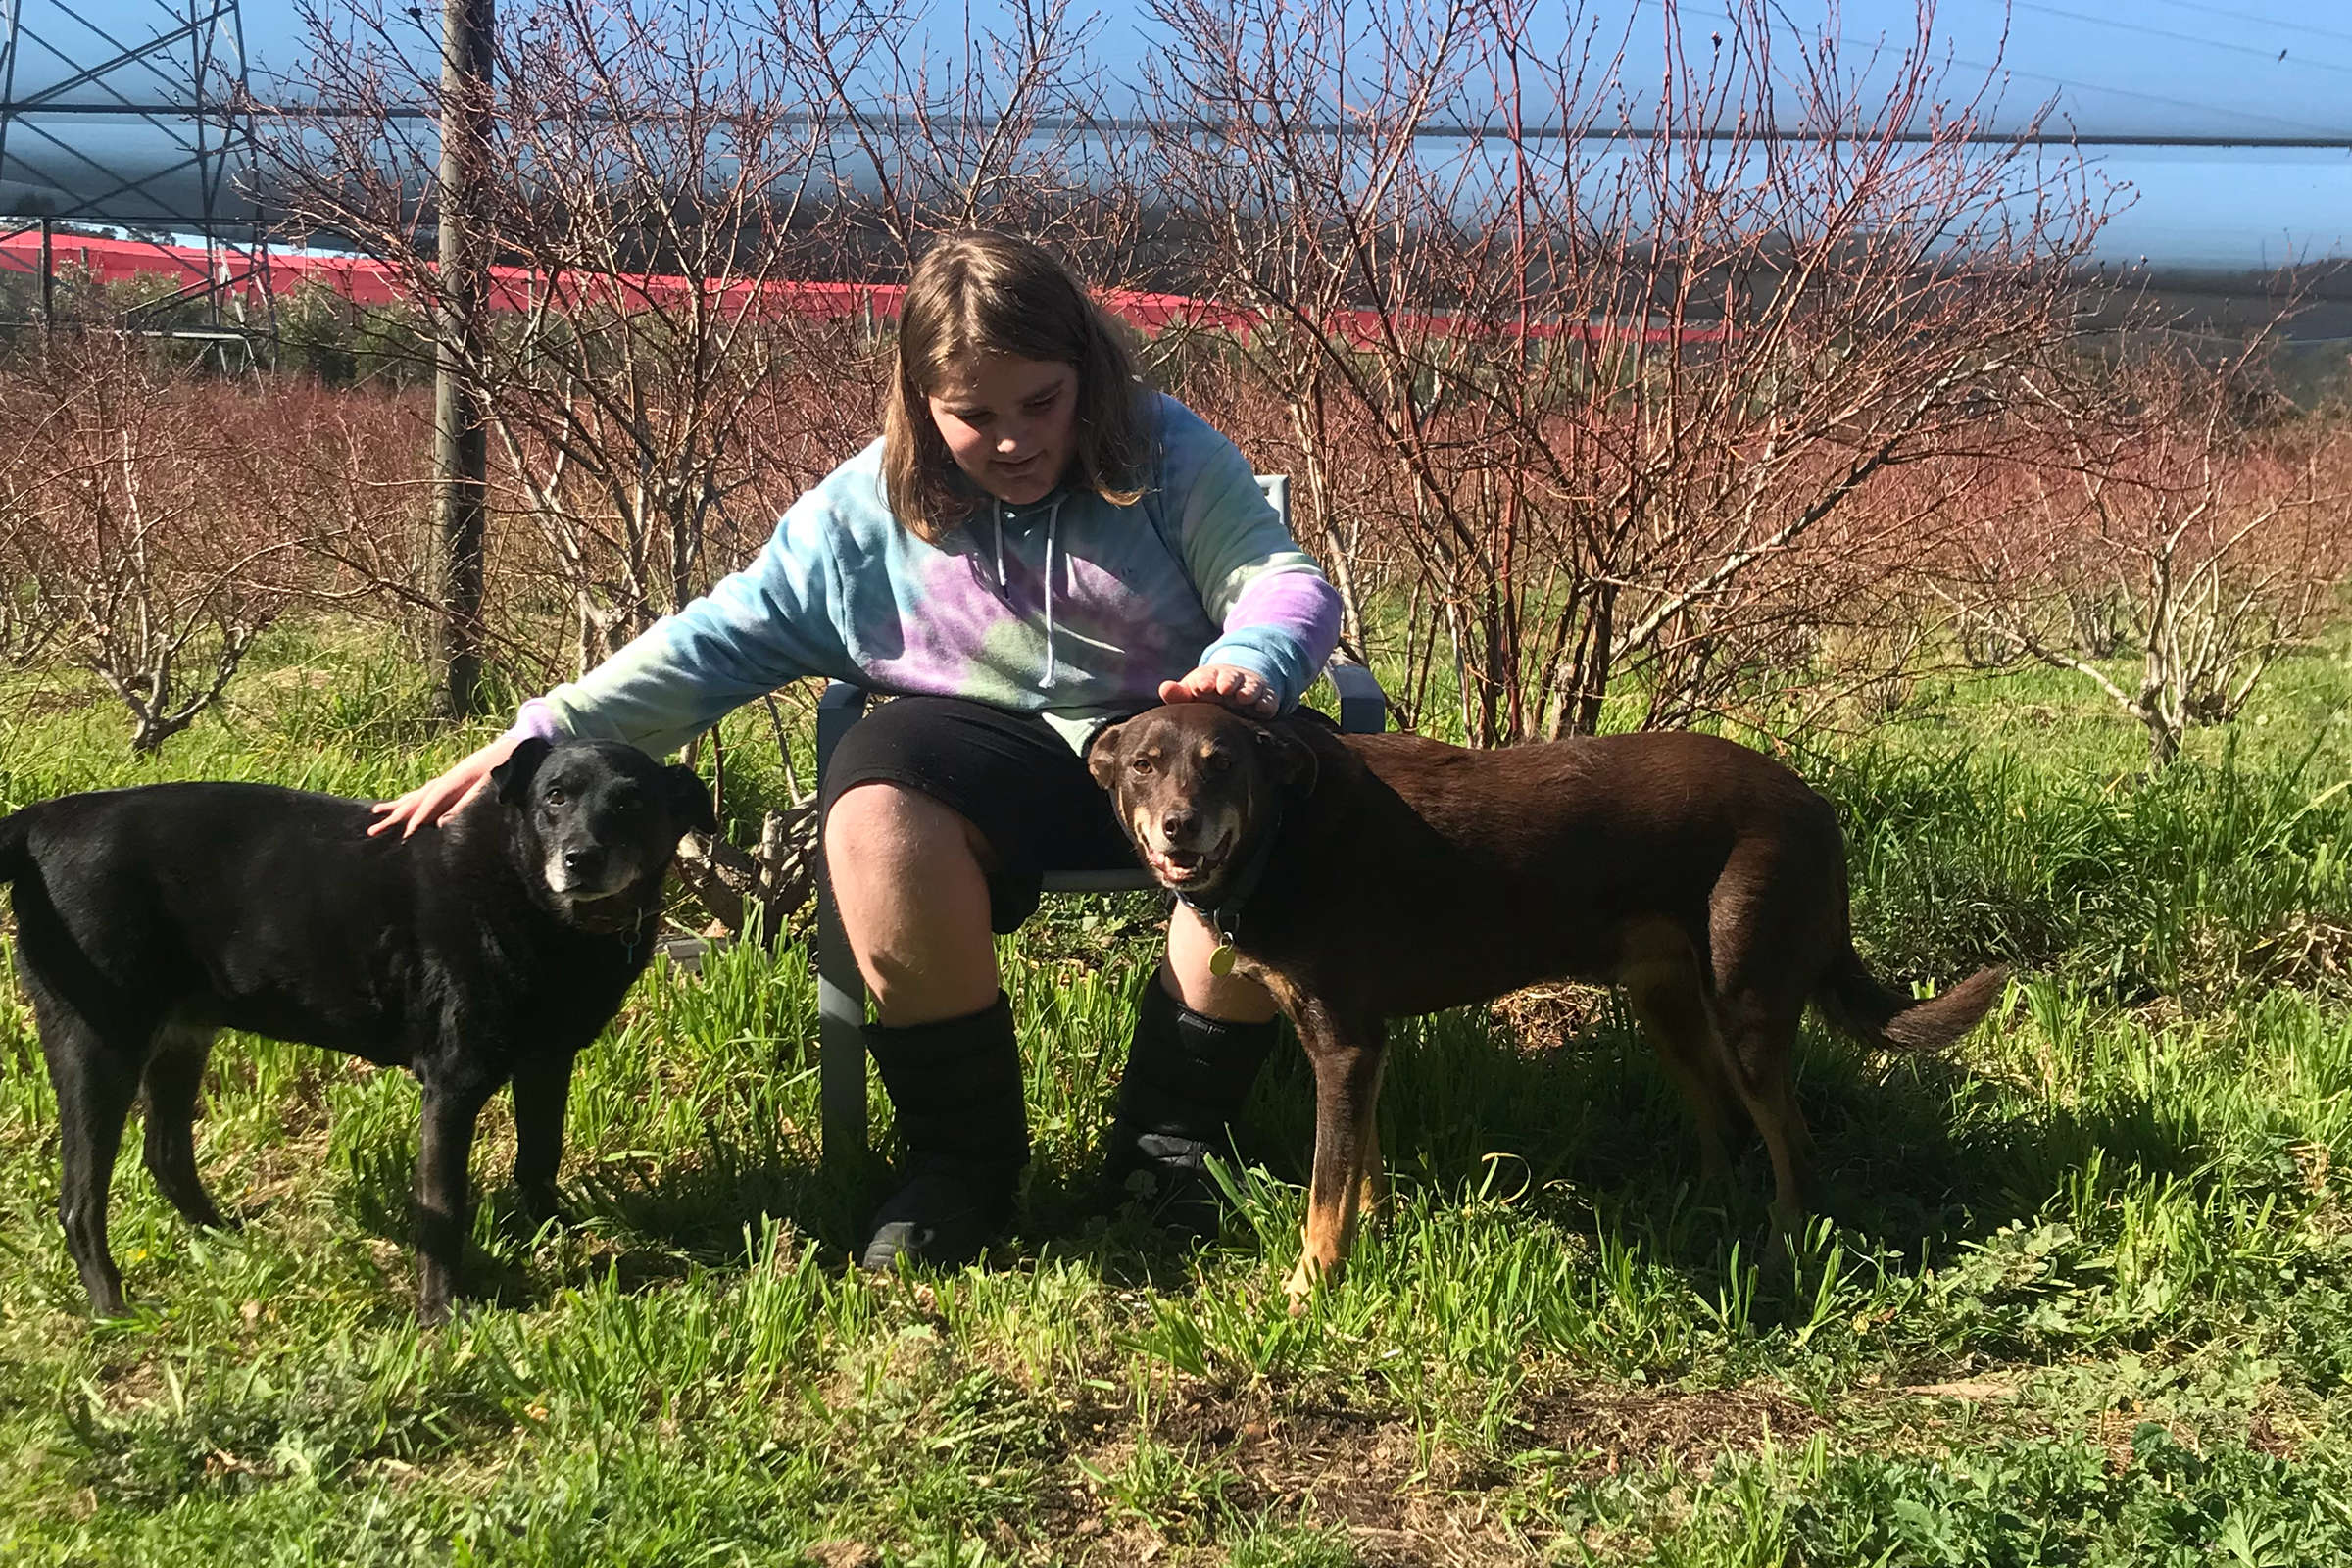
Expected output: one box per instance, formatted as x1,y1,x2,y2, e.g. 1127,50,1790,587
814,681,873,1172
816,851,869,1170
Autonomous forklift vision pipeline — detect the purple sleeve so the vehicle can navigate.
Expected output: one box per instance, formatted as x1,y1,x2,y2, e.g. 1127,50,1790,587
508,697,566,744
1198,569,1344,710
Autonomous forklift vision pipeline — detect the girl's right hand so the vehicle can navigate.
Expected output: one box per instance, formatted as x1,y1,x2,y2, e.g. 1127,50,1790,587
369,730,525,838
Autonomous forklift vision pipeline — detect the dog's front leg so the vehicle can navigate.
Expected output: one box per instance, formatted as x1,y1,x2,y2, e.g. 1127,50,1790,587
508,1050,577,1228
1283,1009,1386,1313
414,1076,493,1325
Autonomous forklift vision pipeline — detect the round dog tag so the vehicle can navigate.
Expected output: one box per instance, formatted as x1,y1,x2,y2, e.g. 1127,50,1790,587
1208,943,1237,977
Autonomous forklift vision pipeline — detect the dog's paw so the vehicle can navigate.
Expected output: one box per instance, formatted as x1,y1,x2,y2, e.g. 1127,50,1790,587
510,1183,571,1234
417,1291,491,1330
1282,1257,1319,1316
1754,1220,1806,1292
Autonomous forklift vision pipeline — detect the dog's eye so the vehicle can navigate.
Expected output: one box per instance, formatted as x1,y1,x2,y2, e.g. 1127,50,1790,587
543,787,567,808
1130,755,1155,775
1202,752,1232,774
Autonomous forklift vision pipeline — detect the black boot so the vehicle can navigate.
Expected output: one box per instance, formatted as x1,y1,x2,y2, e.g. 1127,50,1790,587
860,992,1028,1272
1100,978,1280,1244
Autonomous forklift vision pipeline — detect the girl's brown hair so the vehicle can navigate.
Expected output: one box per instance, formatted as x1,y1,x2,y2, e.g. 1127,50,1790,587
881,230,1146,541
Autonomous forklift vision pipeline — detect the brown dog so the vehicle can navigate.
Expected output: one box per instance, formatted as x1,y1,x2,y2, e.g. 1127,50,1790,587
1089,704,2006,1304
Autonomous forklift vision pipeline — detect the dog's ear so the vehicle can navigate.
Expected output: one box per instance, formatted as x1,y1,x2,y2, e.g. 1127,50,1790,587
663,763,718,835
1086,720,1132,790
1253,723,1319,795
491,736,554,806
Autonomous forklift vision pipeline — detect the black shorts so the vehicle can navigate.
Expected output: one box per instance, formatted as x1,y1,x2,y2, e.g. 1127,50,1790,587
819,696,1143,933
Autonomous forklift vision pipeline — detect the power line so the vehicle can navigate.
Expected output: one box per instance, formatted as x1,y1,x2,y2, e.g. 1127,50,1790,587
2,100,2347,148
2145,0,2352,50
1639,0,2349,140
2011,0,2352,78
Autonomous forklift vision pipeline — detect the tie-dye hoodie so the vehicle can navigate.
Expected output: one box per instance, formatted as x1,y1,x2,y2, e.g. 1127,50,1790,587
515,393,1343,757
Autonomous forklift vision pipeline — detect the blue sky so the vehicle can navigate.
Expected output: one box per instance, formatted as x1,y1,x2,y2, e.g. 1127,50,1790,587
15,0,2352,269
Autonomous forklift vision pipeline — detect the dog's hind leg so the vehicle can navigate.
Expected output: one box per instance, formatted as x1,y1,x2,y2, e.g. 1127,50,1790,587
1623,965,1739,1190
37,1008,145,1316
142,1025,232,1231
1707,844,1832,1259
1709,992,1813,1254
1356,1071,1388,1220
1283,1004,1386,1311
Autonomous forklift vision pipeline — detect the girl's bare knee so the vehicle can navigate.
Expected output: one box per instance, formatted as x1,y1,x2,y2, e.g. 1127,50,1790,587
825,782,993,870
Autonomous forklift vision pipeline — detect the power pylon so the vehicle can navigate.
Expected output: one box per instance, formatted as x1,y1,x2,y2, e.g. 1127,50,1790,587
0,0,263,330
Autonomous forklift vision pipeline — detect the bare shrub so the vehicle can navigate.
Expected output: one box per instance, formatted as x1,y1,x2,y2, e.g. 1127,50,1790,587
1941,353,2350,768
0,338,346,752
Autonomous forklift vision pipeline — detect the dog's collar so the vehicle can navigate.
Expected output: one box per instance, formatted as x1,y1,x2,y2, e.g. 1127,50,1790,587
568,888,654,948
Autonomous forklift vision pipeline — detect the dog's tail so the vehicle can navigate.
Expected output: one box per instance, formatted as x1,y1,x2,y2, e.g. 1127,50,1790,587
1815,945,2008,1052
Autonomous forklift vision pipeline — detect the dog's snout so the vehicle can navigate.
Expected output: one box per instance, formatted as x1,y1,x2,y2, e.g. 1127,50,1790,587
562,847,602,874
1160,807,1199,843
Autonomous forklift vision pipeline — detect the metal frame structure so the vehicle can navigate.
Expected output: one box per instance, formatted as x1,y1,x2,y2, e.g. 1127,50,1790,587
0,0,266,332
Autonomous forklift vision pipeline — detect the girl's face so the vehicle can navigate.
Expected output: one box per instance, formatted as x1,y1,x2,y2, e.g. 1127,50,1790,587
925,352,1078,507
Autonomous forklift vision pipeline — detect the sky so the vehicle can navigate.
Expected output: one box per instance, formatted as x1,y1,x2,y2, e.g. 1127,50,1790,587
7,0,2349,270
1785,0,2352,268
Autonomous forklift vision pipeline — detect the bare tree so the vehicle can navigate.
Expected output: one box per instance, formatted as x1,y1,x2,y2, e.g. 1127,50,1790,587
263,0,1153,938
782,0,1146,281
1137,0,2110,744
267,0,877,681
265,0,1143,657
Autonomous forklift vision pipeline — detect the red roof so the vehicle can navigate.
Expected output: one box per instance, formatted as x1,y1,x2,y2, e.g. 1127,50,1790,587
0,230,1729,346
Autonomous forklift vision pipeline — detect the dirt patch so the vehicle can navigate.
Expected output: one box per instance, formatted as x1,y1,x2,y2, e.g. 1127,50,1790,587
1903,1376,2023,1402
805,1543,881,1568
1061,1390,1525,1565
1048,1379,1842,1561
2241,1406,2312,1461
7,685,101,718
772,1368,2345,1564
1509,1380,1826,1481
1140,1393,1401,1508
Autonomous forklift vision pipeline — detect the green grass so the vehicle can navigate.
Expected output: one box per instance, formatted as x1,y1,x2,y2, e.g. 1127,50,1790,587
1,621,2349,1564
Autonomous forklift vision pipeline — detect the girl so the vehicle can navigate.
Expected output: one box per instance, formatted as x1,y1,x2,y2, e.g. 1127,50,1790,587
374,230,1342,1270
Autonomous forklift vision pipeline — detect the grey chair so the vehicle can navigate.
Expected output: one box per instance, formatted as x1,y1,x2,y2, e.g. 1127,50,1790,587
809,474,1386,1168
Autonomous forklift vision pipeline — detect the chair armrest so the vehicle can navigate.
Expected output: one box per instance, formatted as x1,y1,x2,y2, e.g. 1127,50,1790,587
1327,659,1387,735
815,681,869,775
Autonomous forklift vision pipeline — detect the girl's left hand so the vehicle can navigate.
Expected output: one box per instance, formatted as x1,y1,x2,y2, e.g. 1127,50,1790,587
1159,663,1278,716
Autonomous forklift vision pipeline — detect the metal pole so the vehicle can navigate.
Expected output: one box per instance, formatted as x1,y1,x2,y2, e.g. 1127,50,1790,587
36,214,51,332
815,683,872,1168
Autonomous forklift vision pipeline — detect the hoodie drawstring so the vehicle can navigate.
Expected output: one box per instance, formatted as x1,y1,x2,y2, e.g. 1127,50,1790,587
1039,496,1062,690
990,494,1066,691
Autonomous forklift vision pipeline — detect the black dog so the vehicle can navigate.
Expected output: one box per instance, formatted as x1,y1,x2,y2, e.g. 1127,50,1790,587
0,737,712,1321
